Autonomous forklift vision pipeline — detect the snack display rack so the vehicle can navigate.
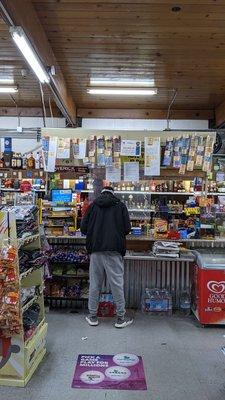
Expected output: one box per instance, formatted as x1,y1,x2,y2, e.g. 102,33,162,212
0,207,47,387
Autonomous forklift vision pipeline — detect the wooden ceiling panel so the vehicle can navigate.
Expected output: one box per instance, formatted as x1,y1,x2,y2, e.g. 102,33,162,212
32,0,225,113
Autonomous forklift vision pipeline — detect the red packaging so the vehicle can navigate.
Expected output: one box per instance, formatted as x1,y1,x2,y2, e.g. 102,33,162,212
97,302,115,317
191,253,225,325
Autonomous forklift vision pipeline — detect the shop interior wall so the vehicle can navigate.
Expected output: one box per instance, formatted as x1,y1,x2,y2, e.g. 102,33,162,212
0,117,66,154
82,118,209,130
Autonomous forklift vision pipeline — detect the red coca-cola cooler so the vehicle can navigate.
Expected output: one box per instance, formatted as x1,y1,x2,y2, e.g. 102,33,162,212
191,249,225,325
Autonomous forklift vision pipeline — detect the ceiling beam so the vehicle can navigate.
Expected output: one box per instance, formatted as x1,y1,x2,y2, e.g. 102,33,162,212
77,108,214,120
0,0,76,125
0,107,61,117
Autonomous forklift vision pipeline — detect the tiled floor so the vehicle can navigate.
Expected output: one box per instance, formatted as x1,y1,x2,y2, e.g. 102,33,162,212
1,311,225,400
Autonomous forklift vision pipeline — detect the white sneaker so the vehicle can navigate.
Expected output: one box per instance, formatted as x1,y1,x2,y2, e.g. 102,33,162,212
115,316,133,328
85,315,99,326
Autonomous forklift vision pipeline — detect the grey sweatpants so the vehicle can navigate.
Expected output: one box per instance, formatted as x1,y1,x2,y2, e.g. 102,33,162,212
88,251,125,317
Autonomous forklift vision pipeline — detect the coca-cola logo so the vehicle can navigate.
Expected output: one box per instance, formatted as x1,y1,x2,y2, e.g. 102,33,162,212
207,281,225,294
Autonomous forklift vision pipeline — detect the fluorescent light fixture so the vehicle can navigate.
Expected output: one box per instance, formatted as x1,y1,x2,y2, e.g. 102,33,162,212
10,27,50,84
90,78,155,87
0,86,18,93
87,88,157,96
0,78,14,84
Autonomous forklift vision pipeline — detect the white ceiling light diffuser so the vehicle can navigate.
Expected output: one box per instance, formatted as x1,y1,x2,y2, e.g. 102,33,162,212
0,86,18,93
10,27,50,84
0,78,14,84
87,88,157,96
90,78,155,87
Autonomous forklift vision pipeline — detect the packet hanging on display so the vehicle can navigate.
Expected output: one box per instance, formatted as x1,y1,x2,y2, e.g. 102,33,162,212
104,136,113,167
87,136,97,167
173,136,182,168
187,135,198,171
203,135,215,172
195,136,205,168
113,136,121,167
179,136,190,175
97,136,106,166
163,138,173,167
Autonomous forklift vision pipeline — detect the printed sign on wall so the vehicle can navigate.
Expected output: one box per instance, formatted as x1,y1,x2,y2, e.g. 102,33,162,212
72,353,147,391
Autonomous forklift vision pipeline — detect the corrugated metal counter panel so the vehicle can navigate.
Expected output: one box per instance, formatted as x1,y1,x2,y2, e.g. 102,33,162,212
124,258,192,309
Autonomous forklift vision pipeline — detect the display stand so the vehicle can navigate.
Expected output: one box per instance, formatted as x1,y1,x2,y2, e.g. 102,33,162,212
0,208,47,387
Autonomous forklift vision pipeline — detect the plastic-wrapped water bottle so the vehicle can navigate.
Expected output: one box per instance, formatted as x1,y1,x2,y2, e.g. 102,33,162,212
179,291,191,316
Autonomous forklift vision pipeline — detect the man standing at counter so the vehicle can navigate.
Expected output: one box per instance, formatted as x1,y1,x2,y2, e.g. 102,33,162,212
81,186,133,328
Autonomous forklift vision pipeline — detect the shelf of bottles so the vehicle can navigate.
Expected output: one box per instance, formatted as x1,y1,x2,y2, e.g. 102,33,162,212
0,152,46,202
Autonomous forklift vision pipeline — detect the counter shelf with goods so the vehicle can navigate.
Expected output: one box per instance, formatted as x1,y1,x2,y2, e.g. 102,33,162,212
40,200,78,237
0,208,47,387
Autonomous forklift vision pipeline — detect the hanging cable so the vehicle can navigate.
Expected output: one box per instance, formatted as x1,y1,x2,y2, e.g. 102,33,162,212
39,82,46,128
166,89,178,130
48,96,54,126
10,94,21,128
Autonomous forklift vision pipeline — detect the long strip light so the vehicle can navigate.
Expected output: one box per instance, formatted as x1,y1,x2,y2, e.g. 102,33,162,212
90,78,155,87
87,88,157,96
10,27,50,84
0,78,14,84
0,86,18,93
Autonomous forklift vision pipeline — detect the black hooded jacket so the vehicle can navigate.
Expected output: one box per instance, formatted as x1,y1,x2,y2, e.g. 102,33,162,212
80,192,131,256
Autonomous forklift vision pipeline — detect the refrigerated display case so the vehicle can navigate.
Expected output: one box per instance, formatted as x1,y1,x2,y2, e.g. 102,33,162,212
191,249,225,325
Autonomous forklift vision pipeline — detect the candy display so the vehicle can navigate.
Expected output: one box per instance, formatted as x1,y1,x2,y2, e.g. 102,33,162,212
0,208,47,387
23,303,41,341
0,242,22,338
50,246,89,264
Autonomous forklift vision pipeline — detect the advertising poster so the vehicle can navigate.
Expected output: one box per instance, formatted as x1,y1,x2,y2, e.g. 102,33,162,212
124,162,139,182
42,136,58,172
4,137,12,153
121,140,141,157
144,137,160,176
57,138,70,159
72,353,147,390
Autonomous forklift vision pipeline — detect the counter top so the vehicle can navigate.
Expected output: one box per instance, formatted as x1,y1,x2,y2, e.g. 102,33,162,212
46,234,225,244
124,251,195,262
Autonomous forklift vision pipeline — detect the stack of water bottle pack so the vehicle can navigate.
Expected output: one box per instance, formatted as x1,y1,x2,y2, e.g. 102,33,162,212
142,288,173,315
142,288,191,316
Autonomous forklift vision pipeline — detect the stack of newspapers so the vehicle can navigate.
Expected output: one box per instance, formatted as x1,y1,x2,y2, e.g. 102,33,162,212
152,241,182,258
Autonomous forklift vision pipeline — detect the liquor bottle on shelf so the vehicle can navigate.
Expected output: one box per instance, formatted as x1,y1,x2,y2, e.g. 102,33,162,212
39,153,44,169
35,152,40,169
173,181,178,192
16,153,22,169
11,153,17,168
22,154,27,169
27,152,35,169
3,152,12,168
0,152,4,168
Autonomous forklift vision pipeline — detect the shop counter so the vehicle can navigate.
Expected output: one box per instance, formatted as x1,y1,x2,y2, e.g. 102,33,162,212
123,251,195,309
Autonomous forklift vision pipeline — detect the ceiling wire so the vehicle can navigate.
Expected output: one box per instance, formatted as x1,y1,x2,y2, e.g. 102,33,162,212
10,94,20,128
166,89,178,130
48,96,54,127
39,82,46,128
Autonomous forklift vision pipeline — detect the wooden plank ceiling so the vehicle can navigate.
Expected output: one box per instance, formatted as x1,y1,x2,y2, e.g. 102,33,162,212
32,0,225,112
1,0,225,118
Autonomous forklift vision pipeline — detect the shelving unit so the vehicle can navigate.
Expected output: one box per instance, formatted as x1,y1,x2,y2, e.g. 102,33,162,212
0,208,47,387
40,200,78,237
